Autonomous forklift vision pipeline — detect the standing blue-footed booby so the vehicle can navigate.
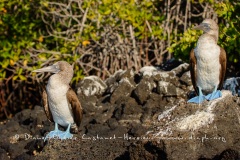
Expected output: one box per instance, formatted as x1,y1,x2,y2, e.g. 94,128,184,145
188,19,227,103
33,61,83,140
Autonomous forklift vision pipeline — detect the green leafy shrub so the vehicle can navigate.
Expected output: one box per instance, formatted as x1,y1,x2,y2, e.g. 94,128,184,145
215,1,240,63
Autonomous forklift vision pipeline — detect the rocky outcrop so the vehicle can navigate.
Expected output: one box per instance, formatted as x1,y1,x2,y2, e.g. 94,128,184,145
143,91,240,160
0,63,239,160
223,77,240,96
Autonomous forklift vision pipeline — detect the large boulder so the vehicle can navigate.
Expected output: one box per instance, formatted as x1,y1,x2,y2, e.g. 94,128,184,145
142,90,240,159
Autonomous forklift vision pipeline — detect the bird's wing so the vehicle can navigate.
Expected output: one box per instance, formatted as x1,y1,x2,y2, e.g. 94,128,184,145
218,47,227,89
67,88,83,127
42,87,54,122
189,49,199,95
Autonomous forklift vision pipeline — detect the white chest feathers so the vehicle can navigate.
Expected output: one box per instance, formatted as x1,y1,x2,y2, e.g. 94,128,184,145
194,36,221,93
46,75,74,127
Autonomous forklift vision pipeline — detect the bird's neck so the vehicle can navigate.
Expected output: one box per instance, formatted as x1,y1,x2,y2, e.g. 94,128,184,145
48,74,71,89
197,31,219,48
204,30,219,42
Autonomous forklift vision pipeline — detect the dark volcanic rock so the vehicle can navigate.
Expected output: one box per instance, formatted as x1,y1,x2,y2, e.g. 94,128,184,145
34,136,130,160
105,69,135,94
133,76,156,104
218,149,239,160
128,141,167,160
76,76,107,115
116,97,142,124
0,106,50,159
223,77,240,96
145,91,240,160
1,63,240,160
77,75,107,97
0,148,9,160
180,71,192,87
14,153,32,160
110,77,136,104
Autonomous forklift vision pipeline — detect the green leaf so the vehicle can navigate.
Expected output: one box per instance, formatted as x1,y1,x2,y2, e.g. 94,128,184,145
19,75,27,81
13,75,18,81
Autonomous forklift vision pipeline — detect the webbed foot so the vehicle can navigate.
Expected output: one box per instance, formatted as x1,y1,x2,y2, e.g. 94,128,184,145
187,95,206,104
44,123,63,141
205,90,222,100
58,124,73,140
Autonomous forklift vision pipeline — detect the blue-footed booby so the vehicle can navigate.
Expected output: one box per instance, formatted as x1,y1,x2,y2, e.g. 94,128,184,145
33,61,83,140
188,19,227,103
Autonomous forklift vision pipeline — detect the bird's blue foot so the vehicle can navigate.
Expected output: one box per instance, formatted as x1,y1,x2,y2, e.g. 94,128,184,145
44,123,63,141
58,131,73,139
187,95,206,104
58,124,73,140
45,130,63,140
205,90,222,100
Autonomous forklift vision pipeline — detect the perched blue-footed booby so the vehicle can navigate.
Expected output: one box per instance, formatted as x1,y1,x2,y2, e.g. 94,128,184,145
33,61,83,140
188,19,227,103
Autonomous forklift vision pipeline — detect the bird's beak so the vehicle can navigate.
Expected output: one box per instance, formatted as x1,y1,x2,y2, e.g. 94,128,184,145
32,65,60,74
193,23,204,30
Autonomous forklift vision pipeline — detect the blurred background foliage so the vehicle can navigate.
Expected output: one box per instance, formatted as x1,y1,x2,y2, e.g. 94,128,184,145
0,0,239,119
170,0,240,62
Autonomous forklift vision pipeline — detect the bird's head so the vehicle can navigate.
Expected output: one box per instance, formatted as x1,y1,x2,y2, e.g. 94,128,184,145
33,61,73,74
193,19,218,34
33,62,60,74
33,61,74,84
